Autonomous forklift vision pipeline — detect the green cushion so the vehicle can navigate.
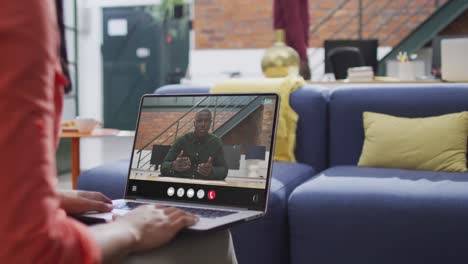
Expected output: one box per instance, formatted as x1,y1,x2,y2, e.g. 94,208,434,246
358,111,468,172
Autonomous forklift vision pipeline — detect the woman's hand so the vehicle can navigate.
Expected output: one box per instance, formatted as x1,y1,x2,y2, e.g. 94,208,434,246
58,190,113,214
115,205,198,253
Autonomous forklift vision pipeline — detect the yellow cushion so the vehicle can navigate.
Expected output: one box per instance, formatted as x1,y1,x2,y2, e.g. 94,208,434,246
211,76,305,162
358,111,468,172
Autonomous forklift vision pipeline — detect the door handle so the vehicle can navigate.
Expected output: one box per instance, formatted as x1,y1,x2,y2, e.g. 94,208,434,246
139,63,147,75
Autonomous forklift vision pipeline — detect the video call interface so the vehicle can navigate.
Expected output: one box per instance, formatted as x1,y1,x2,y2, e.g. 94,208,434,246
126,94,278,209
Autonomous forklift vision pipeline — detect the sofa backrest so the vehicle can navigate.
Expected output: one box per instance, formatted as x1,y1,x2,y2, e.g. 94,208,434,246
328,84,468,166
155,84,329,171
290,85,328,171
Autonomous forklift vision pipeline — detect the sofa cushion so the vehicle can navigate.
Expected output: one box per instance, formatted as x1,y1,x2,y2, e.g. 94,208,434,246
358,111,468,172
289,165,468,264
232,161,314,264
329,84,468,166
77,159,129,199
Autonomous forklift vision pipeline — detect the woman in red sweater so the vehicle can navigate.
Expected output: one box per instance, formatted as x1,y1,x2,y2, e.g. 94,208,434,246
0,1,236,263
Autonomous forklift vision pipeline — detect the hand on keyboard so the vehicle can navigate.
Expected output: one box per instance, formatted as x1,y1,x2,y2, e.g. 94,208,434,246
113,204,198,252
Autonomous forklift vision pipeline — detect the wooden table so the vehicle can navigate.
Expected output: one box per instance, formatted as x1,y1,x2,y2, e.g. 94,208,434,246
60,128,134,189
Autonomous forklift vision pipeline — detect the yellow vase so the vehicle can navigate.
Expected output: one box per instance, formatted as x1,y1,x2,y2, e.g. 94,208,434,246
261,29,300,78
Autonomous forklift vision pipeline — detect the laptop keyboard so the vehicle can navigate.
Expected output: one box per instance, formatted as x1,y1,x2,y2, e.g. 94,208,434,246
114,201,236,219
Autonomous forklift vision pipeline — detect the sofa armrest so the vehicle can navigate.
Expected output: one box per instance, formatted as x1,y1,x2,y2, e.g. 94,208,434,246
290,85,328,170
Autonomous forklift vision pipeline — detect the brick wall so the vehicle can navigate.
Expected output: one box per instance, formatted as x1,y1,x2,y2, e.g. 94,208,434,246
194,0,448,49
261,104,274,149
135,111,189,150
221,105,274,152
222,106,264,149
194,0,273,49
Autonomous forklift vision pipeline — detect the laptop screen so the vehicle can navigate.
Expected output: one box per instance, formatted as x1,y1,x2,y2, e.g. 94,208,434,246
126,93,279,210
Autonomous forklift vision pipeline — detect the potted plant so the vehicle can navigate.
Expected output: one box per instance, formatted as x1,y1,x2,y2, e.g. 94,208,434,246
160,0,186,19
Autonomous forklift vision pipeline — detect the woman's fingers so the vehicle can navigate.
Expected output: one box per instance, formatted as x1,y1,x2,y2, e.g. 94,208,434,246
79,197,113,213
93,192,112,203
78,190,112,204
169,215,198,231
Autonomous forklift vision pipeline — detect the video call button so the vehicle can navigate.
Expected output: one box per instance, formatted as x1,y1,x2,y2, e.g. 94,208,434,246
187,188,195,198
167,187,175,197
208,190,216,200
177,188,185,197
197,189,205,199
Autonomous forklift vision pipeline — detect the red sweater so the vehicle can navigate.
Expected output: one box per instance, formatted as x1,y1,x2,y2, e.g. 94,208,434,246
0,1,100,263
274,0,310,61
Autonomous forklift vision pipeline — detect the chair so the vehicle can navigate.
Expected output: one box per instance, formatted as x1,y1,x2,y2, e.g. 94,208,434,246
245,145,267,178
326,46,365,80
223,145,242,170
245,145,267,160
150,145,171,170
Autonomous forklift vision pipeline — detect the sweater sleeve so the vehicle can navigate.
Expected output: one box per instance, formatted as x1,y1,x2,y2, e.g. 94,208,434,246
0,1,101,263
161,136,184,176
207,139,228,180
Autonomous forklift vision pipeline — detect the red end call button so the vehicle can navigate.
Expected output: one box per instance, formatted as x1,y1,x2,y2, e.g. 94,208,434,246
208,190,216,200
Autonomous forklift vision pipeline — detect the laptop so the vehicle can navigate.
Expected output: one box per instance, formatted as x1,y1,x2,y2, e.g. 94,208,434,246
82,93,280,231
441,37,468,82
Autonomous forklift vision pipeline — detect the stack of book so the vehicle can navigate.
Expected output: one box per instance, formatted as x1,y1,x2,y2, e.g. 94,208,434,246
347,66,374,81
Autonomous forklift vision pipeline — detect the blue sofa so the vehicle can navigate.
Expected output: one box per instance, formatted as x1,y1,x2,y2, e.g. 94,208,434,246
289,84,468,264
78,83,468,264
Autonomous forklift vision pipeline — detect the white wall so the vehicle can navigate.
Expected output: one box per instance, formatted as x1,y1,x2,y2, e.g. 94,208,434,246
185,47,392,85
76,0,162,169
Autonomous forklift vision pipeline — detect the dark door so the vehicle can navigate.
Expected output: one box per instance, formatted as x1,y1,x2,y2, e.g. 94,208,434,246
102,6,163,130
102,6,190,130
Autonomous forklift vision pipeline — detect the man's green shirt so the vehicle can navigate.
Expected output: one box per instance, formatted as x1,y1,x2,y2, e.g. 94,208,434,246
161,132,228,180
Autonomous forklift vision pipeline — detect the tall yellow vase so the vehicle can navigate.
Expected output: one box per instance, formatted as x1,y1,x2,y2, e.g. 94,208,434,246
261,29,300,78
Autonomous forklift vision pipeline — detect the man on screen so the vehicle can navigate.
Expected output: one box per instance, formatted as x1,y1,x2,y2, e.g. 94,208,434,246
160,108,228,180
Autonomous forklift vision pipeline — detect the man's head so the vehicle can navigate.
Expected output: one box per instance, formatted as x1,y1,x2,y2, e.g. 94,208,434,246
194,108,212,138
